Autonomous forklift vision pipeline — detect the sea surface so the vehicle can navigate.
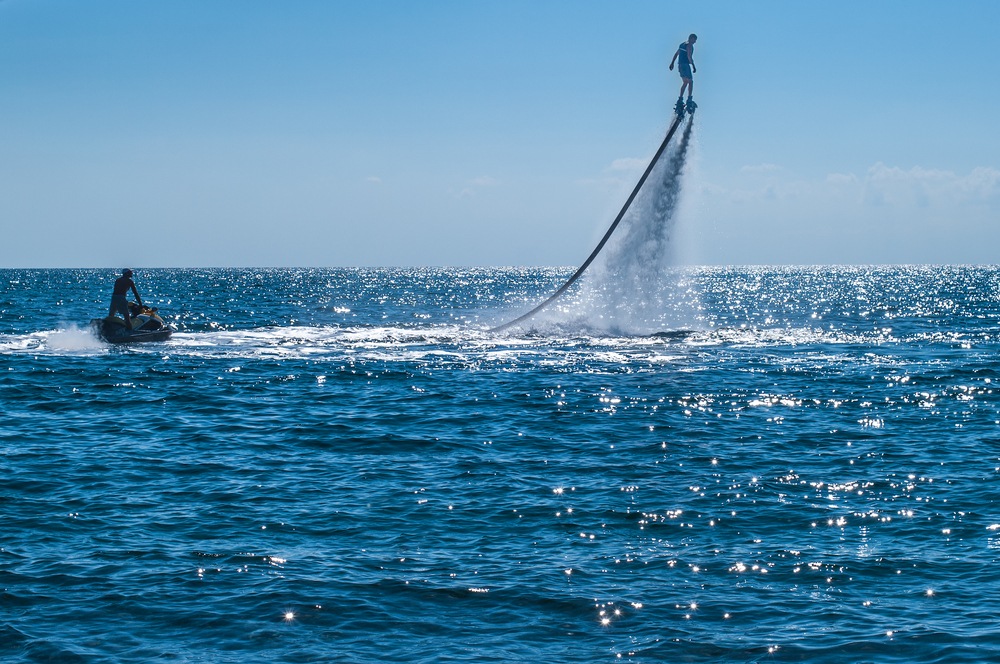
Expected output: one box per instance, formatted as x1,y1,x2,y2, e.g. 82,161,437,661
2,266,1000,663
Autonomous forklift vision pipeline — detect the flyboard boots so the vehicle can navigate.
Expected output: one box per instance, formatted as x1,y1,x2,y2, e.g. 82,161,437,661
674,96,686,118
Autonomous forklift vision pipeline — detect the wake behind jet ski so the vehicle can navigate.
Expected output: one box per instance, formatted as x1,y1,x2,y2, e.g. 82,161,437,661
91,301,173,343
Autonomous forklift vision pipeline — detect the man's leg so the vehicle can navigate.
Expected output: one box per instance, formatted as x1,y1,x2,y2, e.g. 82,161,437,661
111,298,133,329
686,77,694,98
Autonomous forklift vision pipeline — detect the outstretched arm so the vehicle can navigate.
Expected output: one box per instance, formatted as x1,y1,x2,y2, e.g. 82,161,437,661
669,49,677,70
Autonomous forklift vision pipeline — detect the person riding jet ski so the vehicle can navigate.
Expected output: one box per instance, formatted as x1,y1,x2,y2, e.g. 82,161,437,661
91,268,173,343
110,268,143,329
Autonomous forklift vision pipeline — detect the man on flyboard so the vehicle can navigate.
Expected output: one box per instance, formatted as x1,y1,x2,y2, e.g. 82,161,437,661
669,33,698,116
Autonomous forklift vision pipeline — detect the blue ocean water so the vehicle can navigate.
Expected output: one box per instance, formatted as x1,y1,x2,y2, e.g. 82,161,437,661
2,266,1000,663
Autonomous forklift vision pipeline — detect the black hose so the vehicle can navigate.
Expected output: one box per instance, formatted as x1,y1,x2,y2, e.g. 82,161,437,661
490,113,689,333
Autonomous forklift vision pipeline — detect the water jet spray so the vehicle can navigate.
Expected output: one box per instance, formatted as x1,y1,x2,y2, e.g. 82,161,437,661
491,111,693,333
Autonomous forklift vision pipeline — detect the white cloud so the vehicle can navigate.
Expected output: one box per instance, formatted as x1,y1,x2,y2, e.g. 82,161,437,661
687,161,1000,265
741,163,782,173
609,157,646,171
964,167,1000,200
447,176,500,198
702,163,1000,209
575,157,654,192
365,176,381,183
862,162,1000,208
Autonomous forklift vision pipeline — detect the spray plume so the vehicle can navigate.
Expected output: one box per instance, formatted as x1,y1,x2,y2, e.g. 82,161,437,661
492,115,697,334
577,116,698,334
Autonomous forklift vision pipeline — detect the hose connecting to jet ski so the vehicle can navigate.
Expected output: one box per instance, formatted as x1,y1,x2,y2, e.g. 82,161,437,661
490,109,693,333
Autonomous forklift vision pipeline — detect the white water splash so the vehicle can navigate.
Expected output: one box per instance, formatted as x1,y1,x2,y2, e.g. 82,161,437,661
46,325,105,352
530,118,701,336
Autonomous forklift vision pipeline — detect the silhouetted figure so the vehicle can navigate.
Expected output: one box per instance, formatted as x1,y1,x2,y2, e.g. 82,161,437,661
109,268,143,329
669,34,698,108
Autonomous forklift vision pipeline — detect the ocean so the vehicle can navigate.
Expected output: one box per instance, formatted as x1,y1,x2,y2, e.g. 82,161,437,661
2,265,999,663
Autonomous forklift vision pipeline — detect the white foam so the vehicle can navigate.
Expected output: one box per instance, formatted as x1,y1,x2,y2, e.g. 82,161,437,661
46,325,105,352
0,325,106,354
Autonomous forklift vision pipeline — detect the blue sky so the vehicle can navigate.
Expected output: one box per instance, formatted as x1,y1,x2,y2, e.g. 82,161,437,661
1,0,997,267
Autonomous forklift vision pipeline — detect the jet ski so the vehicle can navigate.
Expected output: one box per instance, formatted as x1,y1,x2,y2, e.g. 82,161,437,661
91,302,173,343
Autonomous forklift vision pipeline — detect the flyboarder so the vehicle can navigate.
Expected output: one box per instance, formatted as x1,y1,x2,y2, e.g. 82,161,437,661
109,268,143,329
669,34,698,116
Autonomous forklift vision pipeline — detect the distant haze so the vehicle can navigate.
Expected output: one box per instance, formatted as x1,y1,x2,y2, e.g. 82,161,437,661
1,0,997,267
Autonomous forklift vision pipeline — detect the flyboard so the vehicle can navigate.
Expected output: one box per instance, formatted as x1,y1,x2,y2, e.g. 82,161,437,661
490,98,696,333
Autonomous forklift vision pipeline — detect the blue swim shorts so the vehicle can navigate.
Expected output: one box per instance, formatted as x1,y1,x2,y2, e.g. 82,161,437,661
109,294,131,323
679,62,693,79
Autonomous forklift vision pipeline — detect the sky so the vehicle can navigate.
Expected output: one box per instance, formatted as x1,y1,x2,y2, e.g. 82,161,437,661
0,0,997,268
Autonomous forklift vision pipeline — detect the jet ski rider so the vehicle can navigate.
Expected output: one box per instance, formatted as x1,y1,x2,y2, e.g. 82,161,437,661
110,268,143,329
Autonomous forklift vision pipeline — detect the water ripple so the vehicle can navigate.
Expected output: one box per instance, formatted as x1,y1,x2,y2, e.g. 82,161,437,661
1,267,999,662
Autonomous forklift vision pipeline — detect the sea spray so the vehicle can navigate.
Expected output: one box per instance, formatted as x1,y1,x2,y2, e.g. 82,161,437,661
573,118,699,334
46,324,106,352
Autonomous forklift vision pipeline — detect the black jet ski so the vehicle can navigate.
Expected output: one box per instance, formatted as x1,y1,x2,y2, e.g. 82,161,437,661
91,302,174,343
